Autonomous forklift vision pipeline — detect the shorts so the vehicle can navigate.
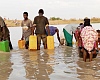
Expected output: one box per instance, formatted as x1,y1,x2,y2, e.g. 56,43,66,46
36,34,47,45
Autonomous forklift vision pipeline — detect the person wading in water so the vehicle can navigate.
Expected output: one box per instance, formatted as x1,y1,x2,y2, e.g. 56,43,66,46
0,16,13,50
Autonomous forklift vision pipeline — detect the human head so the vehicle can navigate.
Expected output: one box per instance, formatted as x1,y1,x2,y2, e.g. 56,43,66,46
84,18,90,27
38,9,44,15
79,23,83,26
77,26,80,30
23,12,28,20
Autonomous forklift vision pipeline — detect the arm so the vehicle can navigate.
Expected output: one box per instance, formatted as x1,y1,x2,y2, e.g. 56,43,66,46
56,29,60,43
29,20,34,35
21,21,24,40
95,32,98,50
32,17,37,35
32,26,36,35
46,25,50,35
74,33,77,41
45,18,50,35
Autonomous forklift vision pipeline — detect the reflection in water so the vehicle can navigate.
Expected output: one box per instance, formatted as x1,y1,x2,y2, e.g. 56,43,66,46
0,52,12,80
77,54,100,80
1,46,100,80
24,49,54,80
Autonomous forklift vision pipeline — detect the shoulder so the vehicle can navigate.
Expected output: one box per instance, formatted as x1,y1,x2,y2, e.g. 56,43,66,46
42,16,48,19
21,20,24,24
28,19,32,22
34,16,39,19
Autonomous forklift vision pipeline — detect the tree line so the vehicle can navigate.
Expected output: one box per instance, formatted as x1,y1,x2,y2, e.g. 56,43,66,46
49,17,100,23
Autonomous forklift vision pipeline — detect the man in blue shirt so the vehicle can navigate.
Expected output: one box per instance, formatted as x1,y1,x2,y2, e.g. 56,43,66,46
47,26,61,44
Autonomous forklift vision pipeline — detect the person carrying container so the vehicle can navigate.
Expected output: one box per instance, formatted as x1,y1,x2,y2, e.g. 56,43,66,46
46,26,62,45
21,12,33,49
0,16,13,50
32,9,50,50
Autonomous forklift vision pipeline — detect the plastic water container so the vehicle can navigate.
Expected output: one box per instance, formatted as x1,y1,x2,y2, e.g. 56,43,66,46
18,40,25,49
0,40,10,52
29,35,37,50
47,36,54,49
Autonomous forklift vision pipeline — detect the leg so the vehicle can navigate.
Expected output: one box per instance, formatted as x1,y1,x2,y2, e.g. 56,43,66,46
9,41,13,50
37,35,41,50
42,35,47,49
89,52,93,62
83,49,87,62
25,41,29,49
7,37,13,50
79,47,83,58
25,37,29,49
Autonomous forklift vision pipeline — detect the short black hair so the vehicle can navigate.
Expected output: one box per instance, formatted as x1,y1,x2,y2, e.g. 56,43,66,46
84,18,91,27
38,9,44,14
23,12,28,16
79,23,83,25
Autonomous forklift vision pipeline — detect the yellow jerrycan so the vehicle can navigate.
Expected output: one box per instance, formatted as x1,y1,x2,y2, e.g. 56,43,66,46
47,36,54,49
29,35,37,50
18,40,25,49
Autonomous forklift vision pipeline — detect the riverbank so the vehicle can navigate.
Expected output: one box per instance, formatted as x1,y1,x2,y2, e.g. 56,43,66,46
5,19,100,27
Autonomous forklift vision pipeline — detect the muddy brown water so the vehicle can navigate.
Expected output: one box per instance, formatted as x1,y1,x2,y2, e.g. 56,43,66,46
0,24,100,80
0,46,100,80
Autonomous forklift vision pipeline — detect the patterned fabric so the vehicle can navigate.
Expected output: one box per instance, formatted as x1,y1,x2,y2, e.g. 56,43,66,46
75,29,83,47
81,26,98,52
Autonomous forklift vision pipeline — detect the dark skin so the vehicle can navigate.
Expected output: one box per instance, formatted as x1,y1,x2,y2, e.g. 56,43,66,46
32,13,50,35
83,40,98,62
32,13,50,50
55,29,61,43
21,14,33,40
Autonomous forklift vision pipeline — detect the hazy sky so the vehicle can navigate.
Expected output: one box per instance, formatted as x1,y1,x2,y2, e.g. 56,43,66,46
0,0,100,20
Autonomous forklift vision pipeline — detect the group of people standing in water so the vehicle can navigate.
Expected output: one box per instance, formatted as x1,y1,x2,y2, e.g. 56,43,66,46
0,9,62,50
0,9,100,62
74,19,100,62
21,9,62,50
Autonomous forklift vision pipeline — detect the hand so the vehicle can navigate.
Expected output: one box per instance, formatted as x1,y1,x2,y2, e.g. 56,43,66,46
60,42,64,45
48,34,51,36
21,37,24,40
60,40,64,45
31,32,34,35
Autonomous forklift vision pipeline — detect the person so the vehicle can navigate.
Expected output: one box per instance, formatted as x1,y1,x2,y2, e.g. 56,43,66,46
74,25,83,57
81,18,98,62
79,23,84,29
46,26,61,44
21,12,33,49
32,9,50,50
96,30,100,50
0,16,13,50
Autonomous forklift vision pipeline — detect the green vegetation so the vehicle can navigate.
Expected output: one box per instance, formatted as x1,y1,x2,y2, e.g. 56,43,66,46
50,17,62,20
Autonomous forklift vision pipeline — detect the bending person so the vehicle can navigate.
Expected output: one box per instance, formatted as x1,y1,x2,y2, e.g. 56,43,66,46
46,26,61,44
0,16,13,50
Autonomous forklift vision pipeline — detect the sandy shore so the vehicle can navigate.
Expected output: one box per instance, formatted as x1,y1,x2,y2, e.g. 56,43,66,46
5,20,100,27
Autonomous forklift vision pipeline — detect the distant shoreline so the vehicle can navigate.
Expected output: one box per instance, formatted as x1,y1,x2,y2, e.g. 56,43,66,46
5,20,100,27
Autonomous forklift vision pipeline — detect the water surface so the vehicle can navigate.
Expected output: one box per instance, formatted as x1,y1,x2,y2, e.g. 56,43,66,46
0,24,100,80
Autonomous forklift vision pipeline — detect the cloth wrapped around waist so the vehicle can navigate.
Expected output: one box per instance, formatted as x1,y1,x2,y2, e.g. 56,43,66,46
22,27,31,40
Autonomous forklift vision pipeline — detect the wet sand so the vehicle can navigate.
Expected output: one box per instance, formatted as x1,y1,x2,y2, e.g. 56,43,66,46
0,46,100,80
